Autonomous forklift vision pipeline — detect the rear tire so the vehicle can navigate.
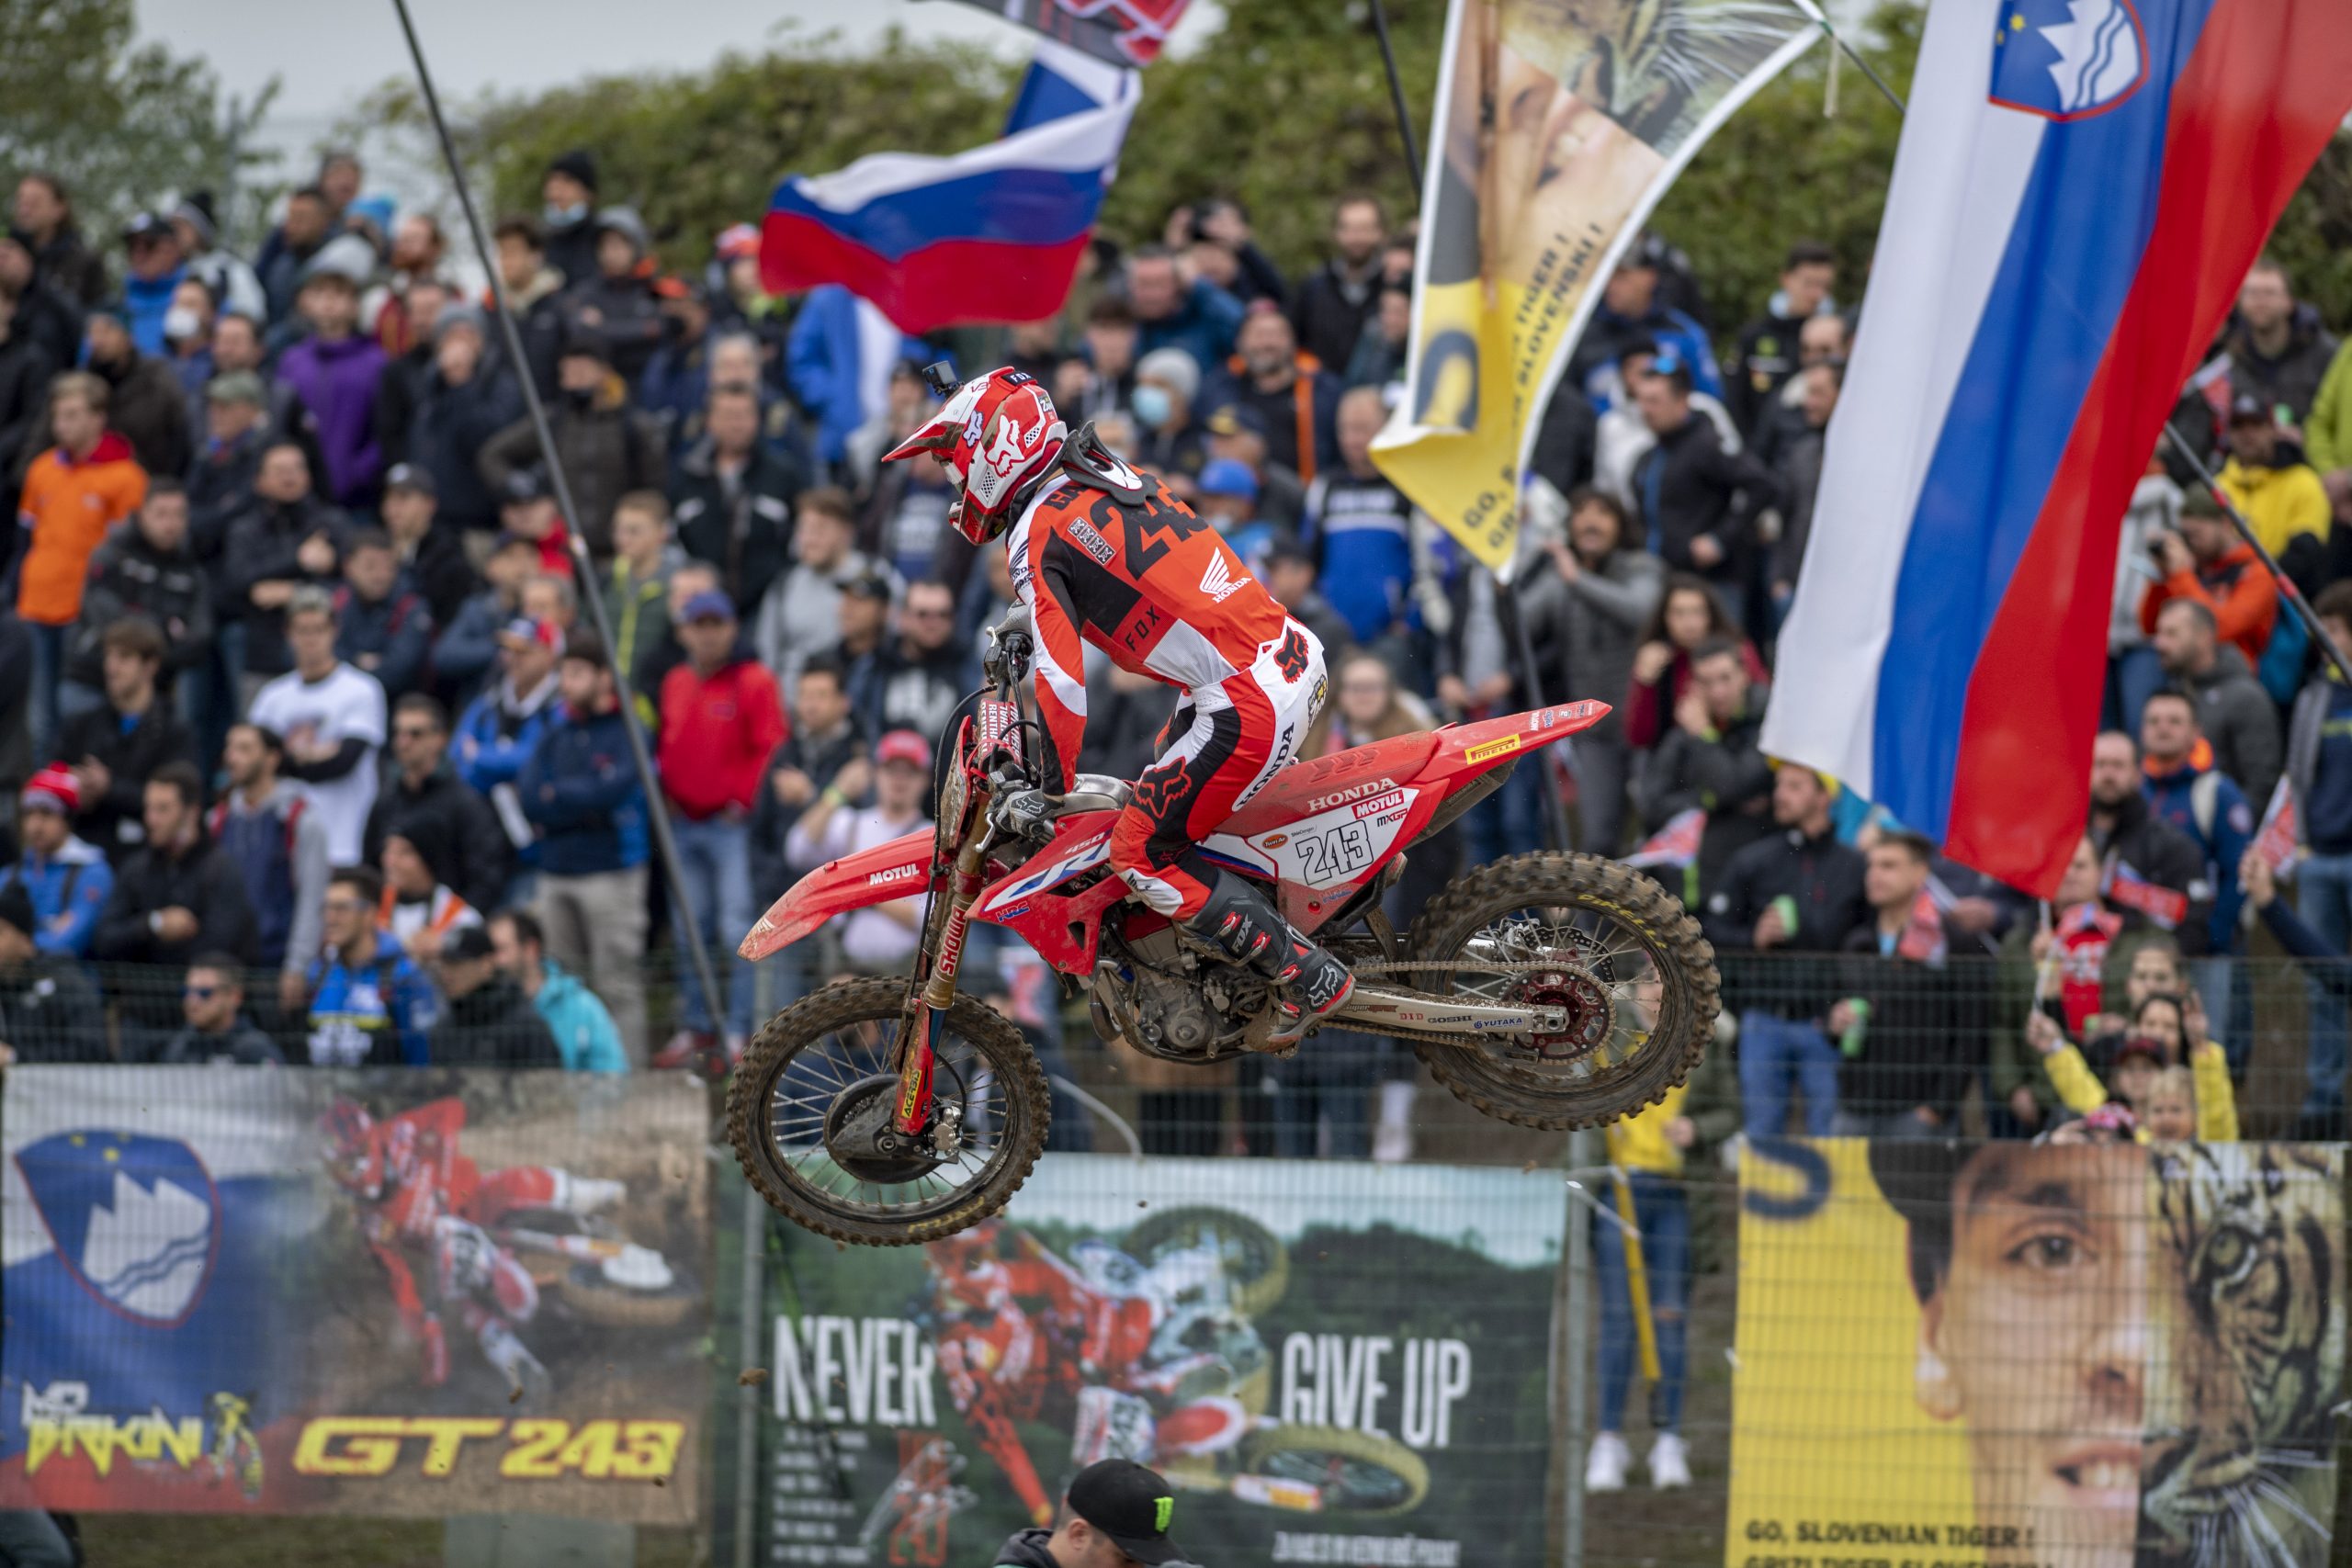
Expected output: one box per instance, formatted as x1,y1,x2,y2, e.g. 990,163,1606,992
1404,852,1717,1131
728,976,1050,1246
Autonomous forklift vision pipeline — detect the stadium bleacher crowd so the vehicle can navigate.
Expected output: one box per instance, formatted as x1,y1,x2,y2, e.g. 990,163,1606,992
3,150,2350,1171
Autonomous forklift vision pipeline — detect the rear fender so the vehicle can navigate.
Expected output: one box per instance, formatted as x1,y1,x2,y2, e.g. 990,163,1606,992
738,828,935,961
1195,700,1610,931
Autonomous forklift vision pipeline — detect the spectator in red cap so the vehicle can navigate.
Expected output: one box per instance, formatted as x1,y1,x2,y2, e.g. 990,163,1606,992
0,763,113,957
654,590,785,1068
784,728,934,976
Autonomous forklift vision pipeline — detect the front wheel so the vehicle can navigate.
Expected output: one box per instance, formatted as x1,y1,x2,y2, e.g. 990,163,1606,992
1405,852,1718,1131
727,977,1050,1246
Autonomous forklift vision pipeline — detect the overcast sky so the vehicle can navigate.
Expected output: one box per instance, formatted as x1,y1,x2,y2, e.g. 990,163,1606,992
135,0,1217,150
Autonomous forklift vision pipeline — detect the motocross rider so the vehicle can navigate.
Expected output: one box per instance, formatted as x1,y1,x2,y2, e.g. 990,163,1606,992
880,367,1353,1043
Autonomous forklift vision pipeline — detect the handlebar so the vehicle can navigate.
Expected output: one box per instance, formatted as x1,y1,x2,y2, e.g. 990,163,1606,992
984,610,1035,696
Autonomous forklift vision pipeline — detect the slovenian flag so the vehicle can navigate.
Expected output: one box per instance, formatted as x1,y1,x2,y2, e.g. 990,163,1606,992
761,39,1139,334
1761,0,2352,896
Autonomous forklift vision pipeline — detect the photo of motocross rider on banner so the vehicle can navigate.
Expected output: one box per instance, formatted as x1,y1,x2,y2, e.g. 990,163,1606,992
0,1067,708,1525
764,1155,1566,1568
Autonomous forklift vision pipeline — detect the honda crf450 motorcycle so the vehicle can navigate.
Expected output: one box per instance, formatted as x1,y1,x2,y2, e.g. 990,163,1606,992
729,626,1719,1246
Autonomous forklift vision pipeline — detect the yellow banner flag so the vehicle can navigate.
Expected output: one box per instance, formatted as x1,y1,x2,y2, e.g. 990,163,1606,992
1373,0,1814,575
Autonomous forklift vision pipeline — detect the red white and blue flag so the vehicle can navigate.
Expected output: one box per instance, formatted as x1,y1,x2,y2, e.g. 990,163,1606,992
761,39,1138,334
1761,0,2352,896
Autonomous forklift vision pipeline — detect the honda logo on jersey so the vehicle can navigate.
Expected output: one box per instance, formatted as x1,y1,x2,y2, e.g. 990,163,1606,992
1198,552,1246,603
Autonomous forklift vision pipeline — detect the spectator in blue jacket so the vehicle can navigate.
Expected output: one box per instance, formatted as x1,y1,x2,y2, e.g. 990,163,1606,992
518,628,648,1063
1125,245,1245,381
334,530,435,700
455,615,563,894
120,212,189,358
302,865,435,1066
1568,248,1724,413
0,764,114,957
2142,687,2255,1069
490,906,628,1073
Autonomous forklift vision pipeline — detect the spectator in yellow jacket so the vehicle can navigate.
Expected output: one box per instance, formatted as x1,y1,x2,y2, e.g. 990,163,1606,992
2023,989,2237,1141
15,369,147,758
2215,393,2328,569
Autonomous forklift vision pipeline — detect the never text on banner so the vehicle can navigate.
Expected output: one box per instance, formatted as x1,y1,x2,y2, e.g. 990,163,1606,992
763,1154,1566,1568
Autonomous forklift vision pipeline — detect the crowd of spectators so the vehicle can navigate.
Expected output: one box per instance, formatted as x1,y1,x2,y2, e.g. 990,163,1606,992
2,152,2350,1155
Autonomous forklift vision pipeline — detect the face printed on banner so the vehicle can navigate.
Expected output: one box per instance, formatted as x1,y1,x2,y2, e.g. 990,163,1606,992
1910,1143,2148,1568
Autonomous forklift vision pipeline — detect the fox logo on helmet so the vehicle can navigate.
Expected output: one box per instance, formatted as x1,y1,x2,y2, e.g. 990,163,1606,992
984,410,1042,478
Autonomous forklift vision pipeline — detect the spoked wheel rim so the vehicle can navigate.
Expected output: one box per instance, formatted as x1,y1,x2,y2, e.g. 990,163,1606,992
736,977,1047,1240
1444,905,1669,1082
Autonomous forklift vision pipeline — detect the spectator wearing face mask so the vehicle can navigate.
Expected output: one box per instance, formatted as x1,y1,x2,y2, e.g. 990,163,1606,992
477,324,665,558
119,211,190,360
539,151,603,289
1128,347,1208,490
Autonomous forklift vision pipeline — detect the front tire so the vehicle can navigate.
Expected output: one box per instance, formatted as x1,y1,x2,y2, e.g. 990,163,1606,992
728,976,1050,1246
1405,851,1717,1131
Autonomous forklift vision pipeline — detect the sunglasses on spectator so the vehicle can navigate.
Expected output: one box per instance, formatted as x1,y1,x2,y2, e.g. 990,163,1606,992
393,725,436,739
183,985,219,999
323,898,368,914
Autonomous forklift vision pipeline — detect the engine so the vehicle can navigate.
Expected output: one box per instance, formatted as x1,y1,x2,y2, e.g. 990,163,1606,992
1091,923,1257,1062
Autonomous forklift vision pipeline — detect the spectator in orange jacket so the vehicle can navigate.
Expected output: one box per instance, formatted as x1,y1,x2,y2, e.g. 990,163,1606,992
2137,488,2277,668
654,589,786,1066
16,370,147,758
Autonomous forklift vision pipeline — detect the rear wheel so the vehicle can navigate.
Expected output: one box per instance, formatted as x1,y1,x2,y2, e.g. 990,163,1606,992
1404,852,1717,1131
728,977,1050,1246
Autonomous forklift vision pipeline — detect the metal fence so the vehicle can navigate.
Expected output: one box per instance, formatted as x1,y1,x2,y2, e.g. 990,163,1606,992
11,950,2352,1567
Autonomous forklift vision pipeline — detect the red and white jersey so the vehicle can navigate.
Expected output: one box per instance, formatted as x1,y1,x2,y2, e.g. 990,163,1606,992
1007,467,1303,788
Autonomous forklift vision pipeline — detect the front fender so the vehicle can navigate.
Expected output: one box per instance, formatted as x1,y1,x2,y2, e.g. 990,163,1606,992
738,828,935,961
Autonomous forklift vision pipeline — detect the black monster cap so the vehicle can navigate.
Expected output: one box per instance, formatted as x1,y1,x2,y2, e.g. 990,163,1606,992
1068,1459,1189,1565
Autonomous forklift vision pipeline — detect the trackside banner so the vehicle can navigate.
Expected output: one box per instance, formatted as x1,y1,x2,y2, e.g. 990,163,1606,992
763,1155,1568,1567
1729,1138,2348,1568
1372,0,1813,574
0,1066,709,1522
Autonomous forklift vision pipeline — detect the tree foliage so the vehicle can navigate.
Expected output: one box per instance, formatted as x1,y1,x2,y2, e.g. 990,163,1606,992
357,0,2352,337
0,0,274,247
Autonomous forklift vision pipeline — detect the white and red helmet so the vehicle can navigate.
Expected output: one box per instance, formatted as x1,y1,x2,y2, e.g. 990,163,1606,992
882,367,1068,544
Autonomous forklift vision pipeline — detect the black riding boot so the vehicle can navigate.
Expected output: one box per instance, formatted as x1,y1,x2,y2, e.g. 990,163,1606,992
1183,871,1355,1044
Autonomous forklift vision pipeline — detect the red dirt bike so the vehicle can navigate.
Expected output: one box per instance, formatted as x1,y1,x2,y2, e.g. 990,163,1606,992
728,622,1719,1246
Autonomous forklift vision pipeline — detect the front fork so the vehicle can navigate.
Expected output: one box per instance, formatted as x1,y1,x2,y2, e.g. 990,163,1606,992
893,822,997,1136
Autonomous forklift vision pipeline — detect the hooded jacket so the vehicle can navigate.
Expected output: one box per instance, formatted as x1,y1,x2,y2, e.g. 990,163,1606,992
2216,456,2330,579
476,371,666,556
70,519,214,684
277,332,389,505
658,652,787,821
0,834,113,957
532,961,628,1073
364,765,513,915
428,975,562,1066
91,829,260,971
0,955,106,1062
88,347,191,480
2224,303,2338,425
209,777,331,973
2143,746,2255,954
519,701,649,877
58,697,199,864
401,356,525,530
668,434,803,612
2178,643,2284,812
2138,540,2278,668
15,430,147,626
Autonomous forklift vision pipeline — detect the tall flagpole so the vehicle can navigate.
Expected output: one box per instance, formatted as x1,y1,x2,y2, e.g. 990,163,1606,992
1367,0,1576,850
387,0,731,1057
1792,0,2352,692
